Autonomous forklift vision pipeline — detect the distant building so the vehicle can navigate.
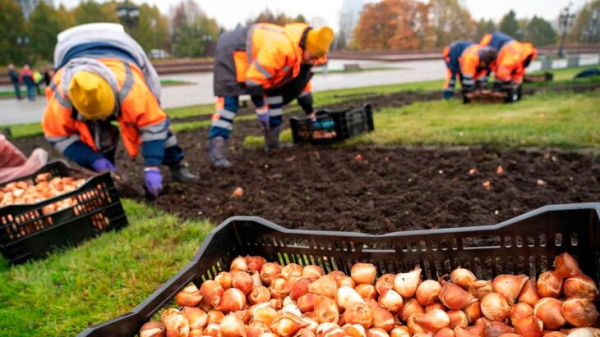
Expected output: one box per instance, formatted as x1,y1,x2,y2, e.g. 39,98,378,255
14,0,54,19
340,0,367,44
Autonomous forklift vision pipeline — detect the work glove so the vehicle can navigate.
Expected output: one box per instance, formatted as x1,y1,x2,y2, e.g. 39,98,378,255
443,89,454,100
256,105,269,129
92,157,116,172
144,167,163,198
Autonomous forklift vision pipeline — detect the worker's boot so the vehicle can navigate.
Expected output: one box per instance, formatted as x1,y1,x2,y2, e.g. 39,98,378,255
209,136,232,168
171,162,199,183
264,126,282,152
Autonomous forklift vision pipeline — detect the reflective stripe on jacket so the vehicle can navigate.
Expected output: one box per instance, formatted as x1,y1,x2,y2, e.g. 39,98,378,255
42,58,168,159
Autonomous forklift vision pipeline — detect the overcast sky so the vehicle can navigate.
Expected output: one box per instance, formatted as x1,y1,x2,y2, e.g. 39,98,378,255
55,0,591,31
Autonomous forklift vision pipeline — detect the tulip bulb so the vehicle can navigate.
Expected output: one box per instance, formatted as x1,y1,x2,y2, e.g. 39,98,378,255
399,298,425,322
337,276,357,289
282,264,304,280
245,256,266,273
231,256,248,271
367,299,395,332
297,292,319,313
252,306,277,326
481,293,511,322
176,284,203,307
337,286,366,309
537,271,563,298
451,269,477,290
183,307,208,330
215,272,233,290
369,327,393,337
248,285,270,304
314,296,340,324
417,280,442,306
356,284,378,301
414,310,451,333
204,323,221,337
344,324,368,337
289,278,312,300
518,280,541,307
510,302,534,323
260,263,283,285
140,321,166,337
426,302,447,312
269,297,283,310
394,268,422,299
232,271,253,294
544,332,566,337
200,280,224,307
309,275,338,298
344,302,374,329
533,298,566,330
295,328,317,337
319,325,346,337
271,312,309,337
317,322,342,335
562,297,599,327
455,326,480,337
376,274,397,294
435,327,456,337
564,275,599,302
484,321,514,337
440,280,478,310
492,274,529,303
219,315,247,337
463,302,482,324
352,263,378,285
448,310,468,329
466,318,488,337
469,281,493,301
207,310,225,324
161,309,190,337
270,277,294,299
566,329,596,337
378,288,404,312
302,317,319,332
246,322,270,337
302,265,324,281
554,253,582,279
497,334,521,337
512,315,543,337
215,288,246,312
328,270,346,281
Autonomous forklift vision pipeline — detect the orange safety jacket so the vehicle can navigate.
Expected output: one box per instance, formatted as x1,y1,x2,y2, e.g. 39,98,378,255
492,41,537,84
233,23,325,96
42,58,168,159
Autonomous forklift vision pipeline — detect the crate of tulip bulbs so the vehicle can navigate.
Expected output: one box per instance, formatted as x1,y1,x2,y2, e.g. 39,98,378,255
0,160,127,265
78,203,600,337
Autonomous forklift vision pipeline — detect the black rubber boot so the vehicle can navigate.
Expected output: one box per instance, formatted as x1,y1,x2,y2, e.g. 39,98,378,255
171,162,199,183
209,137,232,168
264,126,282,152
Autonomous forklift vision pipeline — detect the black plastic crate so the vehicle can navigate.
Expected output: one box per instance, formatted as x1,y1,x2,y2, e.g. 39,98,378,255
0,160,128,265
78,202,600,337
290,103,374,144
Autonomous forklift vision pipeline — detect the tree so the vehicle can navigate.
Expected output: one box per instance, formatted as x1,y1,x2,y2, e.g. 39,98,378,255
568,0,600,44
171,0,219,58
74,0,119,25
250,8,306,25
524,16,557,46
474,19,496,42
55,4,74,31
0,0,27,65
429,0,474,47
27,2,62,63
499,10,523,40
130,3,170,52
353,0,431,50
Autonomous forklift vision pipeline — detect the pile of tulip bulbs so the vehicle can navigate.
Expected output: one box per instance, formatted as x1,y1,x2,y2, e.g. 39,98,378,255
140,252,599,337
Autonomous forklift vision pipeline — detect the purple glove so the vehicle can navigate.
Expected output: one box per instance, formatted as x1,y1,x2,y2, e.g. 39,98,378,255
144,167,163,198
256,106,269,128
92,158,116,172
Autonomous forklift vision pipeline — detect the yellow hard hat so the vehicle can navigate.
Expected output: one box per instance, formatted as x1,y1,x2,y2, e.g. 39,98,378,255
68,71,115,120
306,26,334,58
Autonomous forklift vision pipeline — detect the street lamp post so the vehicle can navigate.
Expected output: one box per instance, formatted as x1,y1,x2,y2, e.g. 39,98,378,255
558,3,575,58
17,36,30,63
116,4,140,33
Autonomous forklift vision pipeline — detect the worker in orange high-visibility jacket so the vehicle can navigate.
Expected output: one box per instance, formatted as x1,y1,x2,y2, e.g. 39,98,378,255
209,23,334,168
442,41,498,101
42,29,198,198
480,32,538,101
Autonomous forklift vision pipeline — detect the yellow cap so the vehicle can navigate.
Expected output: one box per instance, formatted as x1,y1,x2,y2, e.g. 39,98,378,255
306,26,334,58
68,71,115,120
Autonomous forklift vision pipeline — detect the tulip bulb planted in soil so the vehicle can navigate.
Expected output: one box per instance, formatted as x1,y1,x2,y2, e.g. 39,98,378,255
141,253,599,337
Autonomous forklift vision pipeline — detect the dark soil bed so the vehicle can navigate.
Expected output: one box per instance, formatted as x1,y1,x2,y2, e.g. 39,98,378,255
11,85,600,234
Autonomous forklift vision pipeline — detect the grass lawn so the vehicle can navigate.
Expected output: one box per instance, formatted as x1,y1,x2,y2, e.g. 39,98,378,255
0,199,213,336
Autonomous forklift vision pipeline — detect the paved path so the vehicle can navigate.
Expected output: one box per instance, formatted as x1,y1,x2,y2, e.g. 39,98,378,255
1,55,598,126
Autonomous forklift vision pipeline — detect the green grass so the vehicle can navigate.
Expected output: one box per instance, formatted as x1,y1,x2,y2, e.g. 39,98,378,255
0,199,213,337
159,79,192,86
